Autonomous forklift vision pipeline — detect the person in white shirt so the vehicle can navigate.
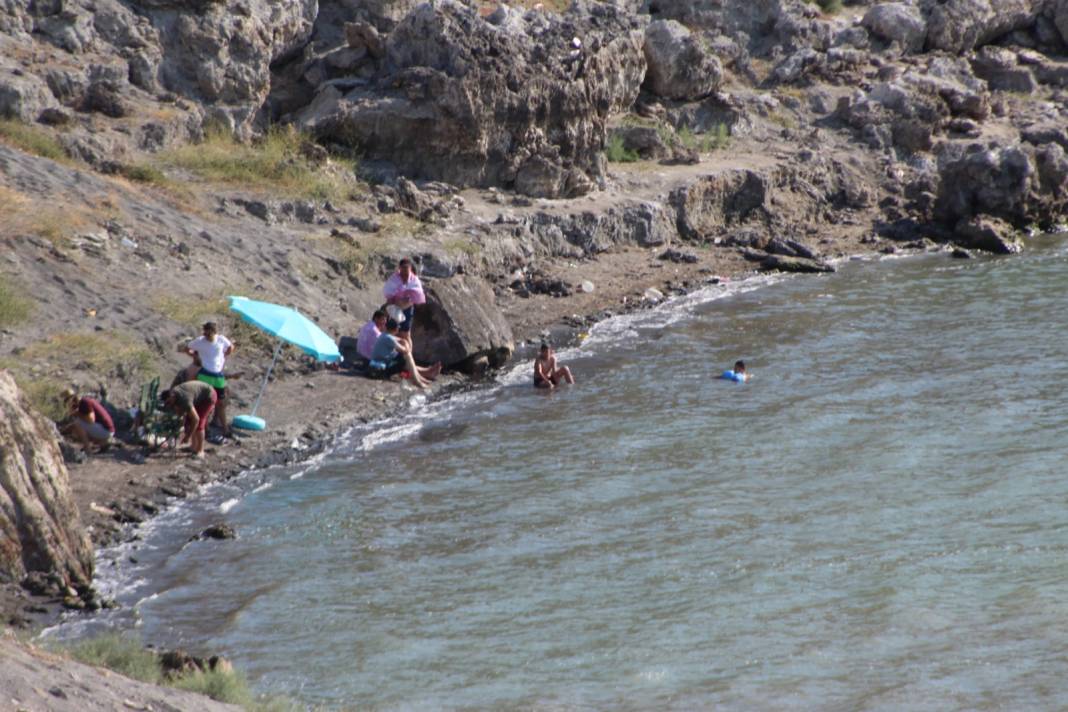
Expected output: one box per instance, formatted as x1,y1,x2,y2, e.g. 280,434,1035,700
182,321,235,437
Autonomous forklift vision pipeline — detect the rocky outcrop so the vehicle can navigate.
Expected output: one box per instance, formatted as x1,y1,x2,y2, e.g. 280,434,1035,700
0,371,93,594
412,275,514,372
924,0,1046,54
297,0,646,197
671,170,769,240
862,3,927,54
934,142,1068,228
642,20,723,101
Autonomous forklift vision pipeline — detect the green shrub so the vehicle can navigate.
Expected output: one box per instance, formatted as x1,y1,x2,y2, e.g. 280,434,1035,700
67,634,162,684
0,280,32,327
605,135,640,163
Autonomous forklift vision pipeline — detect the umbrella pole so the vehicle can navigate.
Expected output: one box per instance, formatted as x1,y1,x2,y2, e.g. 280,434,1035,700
249,340,283,418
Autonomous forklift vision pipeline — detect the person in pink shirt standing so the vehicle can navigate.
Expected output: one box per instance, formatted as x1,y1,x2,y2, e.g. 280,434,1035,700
383,257,425,347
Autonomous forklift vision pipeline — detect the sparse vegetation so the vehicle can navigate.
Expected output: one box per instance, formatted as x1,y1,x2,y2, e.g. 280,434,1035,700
68,634,162,684
0,279,33,327
159,125,360,202
119,163,171,187
1,186,104,248
677,123,730,153
605,135,640,163
153,293,229,328
0,330,156,417
57,633,294,711
768,110,798,130
808,0,842,14
0,119,70,163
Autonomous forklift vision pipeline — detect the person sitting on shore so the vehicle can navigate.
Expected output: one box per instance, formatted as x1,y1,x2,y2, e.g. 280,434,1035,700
356,309,388,364
160,380,217,458
182,321,235,438
720,360,750,383
533,343,574,390
59,388,115,453
370,318,441,388
383,257,425,348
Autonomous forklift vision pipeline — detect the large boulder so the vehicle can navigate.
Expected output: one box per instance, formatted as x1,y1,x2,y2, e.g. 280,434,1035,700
0,371,93,593
862,3,926,54
924,0,1045,54
642,20,723,101
412,275,514,372
297,0,647,197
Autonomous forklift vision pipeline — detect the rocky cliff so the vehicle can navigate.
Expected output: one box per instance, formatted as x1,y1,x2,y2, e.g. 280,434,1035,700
0,370,93,598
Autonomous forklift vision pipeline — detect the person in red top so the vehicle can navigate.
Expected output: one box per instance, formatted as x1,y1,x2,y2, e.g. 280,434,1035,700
60,388,116,453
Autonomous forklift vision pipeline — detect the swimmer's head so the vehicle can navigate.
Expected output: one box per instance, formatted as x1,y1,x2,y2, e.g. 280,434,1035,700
734,360,746,373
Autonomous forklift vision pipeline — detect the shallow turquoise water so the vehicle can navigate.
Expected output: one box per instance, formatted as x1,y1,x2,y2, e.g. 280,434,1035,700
76,238,1068,710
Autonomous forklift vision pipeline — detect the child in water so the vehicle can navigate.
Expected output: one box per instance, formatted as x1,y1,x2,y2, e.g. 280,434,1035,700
533,343,575,390
721,360,749,383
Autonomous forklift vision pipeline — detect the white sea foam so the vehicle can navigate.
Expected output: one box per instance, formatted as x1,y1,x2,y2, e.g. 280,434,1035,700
219,497,240,514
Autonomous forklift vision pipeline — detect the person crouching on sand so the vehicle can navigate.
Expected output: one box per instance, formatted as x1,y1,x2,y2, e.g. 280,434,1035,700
60,388,115,453
533,343,574,390
161,380,217,458
371,318,442,388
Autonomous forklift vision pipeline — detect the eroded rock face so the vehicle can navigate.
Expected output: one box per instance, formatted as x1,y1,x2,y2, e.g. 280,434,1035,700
0,0,316,131
643,20,723,101
412,275,514,371
0,371,93,592
297,0,646,197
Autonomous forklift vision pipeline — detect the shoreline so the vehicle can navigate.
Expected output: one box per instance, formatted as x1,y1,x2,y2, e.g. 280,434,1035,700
24,236,945,639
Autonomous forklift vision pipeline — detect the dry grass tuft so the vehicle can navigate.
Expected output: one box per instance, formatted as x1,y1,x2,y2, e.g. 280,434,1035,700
158,125,361,202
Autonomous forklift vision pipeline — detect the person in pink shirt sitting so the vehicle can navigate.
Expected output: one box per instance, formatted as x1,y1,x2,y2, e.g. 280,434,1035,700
356,309,388,364
383,257,425,347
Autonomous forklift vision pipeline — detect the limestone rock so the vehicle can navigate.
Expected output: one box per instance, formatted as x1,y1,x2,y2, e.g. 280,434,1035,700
412,275,514,372
925,0,1045,54
953,216,1022,254
642,20,723,101
0,371,93,592
760,254,836,273
299,0,646,197
862,3,926,54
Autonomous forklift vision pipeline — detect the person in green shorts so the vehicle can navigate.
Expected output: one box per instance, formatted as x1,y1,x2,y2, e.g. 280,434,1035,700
183,321,235,438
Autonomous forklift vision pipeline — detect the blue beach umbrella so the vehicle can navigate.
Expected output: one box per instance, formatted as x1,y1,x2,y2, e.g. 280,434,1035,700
228,296,341,431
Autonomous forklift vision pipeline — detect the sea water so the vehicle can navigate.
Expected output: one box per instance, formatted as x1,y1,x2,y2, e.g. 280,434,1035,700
64,237,1068,710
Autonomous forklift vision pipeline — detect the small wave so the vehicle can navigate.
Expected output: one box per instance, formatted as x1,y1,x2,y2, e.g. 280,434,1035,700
219,498,240,514
252,482,273,494
359,421,425,452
